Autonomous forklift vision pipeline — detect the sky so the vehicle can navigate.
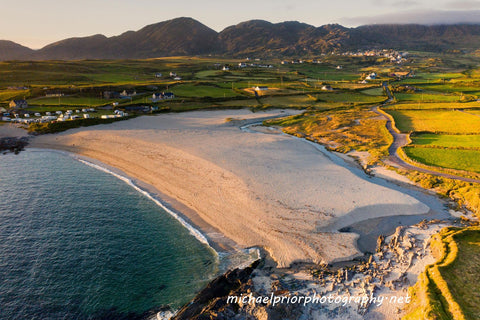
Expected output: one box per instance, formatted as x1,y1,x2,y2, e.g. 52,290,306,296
1,0,480,49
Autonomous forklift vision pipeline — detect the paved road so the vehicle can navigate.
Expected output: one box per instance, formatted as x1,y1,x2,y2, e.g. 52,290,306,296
372,98,480,184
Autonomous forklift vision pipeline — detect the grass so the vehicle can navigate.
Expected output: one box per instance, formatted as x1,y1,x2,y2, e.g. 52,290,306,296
394,92,462,102
411,133,480,148
266,107,393,164
385,102,480,110
361,87,384,96
0,89,29,102
171,83,240,98
28,95,112,107
386,110,480,133
315,91,386,104
404,147,480,173
404,227,480,320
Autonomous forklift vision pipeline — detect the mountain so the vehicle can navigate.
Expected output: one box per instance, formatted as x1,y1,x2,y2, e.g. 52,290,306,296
35,17,219,60
349,24,480,52
2,18,480,60
0,40,36,60
218,21,350,56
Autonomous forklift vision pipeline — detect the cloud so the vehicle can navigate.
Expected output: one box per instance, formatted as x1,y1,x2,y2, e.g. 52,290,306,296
371,0,419,7
340,9,480,26
444,0,480,9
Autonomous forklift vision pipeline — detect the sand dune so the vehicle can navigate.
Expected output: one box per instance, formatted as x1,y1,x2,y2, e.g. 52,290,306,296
31,109,430,267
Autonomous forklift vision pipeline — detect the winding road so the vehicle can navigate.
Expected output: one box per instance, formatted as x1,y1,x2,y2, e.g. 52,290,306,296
373,83,480,184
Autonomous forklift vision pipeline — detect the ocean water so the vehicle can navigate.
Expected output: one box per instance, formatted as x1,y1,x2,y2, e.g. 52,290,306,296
0,150,218,319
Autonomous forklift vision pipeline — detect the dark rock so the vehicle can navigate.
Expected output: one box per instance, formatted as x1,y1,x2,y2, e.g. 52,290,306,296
172,260,260,320
0,136,29,153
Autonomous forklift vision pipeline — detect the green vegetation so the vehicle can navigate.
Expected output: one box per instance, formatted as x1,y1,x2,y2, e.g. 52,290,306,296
385,102,480,110
266,108,393,164
411,133,480,148
405,147,480,173
171,84,240,98
404,227,480,320
386,110,480,134
3,52,480,320
29,95,112,107
393,92,462,102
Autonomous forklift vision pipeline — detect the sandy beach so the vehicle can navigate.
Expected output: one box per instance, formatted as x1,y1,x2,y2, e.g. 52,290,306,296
30,109,433,268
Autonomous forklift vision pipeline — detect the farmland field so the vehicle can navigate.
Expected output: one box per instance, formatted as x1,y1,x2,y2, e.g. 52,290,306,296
404,146,480,173
316,91,385,104
29,95,112,107
385,101,480,110
171,84,240,98
411,133,480,148
386,109,480,133
393,92,461,102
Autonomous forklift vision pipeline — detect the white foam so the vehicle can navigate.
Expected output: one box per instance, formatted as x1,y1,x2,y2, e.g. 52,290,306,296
77,158,213,250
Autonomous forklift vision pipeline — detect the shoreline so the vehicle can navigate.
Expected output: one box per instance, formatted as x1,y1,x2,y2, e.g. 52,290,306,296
27,147,250,264
27,109,450,268
5,110,461,319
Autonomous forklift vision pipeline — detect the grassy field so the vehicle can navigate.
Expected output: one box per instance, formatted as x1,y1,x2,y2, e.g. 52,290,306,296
404,227,480,320
387,110,480,133
28,95,112,107
0,89,29,102
385,102,480,110
411,133,480,148
266,107,393,163
171,84,240,98
315,91,386,104
405,146,480,173
361,87,384,96
393,92,462,102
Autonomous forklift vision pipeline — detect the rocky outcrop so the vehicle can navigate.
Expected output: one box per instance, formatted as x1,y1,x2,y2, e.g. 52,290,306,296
0,136,29,154
172,260,260,320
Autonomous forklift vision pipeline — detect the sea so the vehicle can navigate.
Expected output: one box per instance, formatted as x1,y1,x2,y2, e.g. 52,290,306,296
0,149,219,319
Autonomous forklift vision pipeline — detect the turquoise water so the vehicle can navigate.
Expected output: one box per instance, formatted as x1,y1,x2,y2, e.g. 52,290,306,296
0,150,218,319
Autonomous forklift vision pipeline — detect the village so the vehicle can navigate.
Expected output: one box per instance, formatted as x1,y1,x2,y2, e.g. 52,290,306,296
0,49,414,132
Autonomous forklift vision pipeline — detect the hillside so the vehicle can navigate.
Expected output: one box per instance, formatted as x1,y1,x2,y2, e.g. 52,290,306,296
0,40,36,60
2,18,480,60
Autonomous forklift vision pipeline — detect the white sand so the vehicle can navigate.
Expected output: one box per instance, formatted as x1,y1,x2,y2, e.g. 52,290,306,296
31,109,430,267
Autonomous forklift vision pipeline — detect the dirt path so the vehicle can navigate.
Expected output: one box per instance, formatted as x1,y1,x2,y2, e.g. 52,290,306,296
372,105,480,184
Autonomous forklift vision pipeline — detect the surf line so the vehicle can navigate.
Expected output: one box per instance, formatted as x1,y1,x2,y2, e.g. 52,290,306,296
77,158,215,253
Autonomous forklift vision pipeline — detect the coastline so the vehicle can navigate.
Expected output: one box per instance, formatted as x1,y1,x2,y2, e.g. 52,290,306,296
28,109,450,268
27,147,250,264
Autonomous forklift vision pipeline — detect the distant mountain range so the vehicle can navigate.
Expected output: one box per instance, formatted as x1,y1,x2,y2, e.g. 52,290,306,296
2,17,480,60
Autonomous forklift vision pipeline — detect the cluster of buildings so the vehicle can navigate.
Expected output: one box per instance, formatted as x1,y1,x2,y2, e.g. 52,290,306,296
2,108,98,124
339,49,409,64
152,92,175,101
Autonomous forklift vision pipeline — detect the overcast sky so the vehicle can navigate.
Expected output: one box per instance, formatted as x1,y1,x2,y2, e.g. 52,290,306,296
1,0,480,49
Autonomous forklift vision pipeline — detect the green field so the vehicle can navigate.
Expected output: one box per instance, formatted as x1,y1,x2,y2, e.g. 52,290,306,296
387,109,480,133
411,133,480,148
361,87,384,96
316,91,385,104
405,227,480,320
405,146,480,173
171,84,240,98
29,95,112,107
385,101,480,110
0,89,29,102
393,92,461,102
